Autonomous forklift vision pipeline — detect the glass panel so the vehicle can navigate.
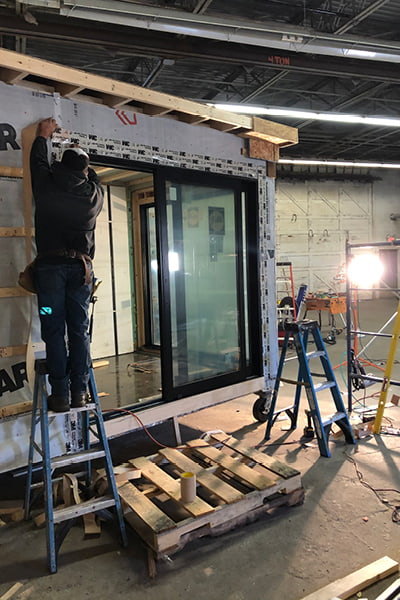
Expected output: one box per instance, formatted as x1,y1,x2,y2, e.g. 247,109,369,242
166,182,240,387
145,206,160,346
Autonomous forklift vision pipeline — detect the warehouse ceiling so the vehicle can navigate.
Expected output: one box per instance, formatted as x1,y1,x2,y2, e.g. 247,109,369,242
1,0,400,168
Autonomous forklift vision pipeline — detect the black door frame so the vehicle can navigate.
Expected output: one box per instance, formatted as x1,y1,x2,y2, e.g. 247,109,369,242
90,155,262,405
154,165,262,402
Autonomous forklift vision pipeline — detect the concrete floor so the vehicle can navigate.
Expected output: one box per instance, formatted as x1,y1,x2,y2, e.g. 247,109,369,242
1,298,400,600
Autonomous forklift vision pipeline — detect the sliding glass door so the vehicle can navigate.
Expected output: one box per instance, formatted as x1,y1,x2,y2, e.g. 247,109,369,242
156,169,261,401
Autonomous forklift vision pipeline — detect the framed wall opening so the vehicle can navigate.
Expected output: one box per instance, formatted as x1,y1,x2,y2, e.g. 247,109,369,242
91,158,262,411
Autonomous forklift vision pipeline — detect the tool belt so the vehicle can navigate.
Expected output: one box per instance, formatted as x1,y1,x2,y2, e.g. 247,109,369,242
37,249,93,285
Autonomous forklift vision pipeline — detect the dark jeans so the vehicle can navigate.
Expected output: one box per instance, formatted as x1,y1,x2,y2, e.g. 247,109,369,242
34,259,93,398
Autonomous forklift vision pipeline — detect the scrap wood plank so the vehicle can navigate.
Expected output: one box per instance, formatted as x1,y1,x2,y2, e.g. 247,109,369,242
185,439,278,490
0,500,23,515
83,513,101,538
300,556,399,600
159,447,243,503
129,456,214,518
94,465,141,489
0,583,24,600
210,432,300,479
119,481,176,534
62,473,81,507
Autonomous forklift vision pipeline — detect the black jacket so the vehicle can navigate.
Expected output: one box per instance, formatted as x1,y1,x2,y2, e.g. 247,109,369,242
30,136,104,259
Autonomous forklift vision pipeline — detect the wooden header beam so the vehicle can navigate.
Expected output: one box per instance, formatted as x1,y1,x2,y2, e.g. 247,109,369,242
0,48,298,152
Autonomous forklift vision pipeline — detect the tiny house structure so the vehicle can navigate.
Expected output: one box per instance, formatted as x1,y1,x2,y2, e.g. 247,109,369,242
0,49,297,472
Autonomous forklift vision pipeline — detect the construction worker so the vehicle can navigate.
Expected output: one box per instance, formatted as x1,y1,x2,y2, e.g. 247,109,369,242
30,117,104,412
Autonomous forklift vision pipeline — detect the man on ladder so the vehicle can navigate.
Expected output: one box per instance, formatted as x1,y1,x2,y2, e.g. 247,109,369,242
30,117,104,412
25,117,127,573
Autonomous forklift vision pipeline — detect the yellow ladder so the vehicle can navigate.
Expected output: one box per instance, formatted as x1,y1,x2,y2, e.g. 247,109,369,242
373,299,400,434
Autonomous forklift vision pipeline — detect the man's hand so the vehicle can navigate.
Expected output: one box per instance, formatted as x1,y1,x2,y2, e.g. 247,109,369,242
87,167,99,182
36,117,59,139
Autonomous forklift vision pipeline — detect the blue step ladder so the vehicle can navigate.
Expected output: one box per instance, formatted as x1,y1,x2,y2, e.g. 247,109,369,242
265,320,356,457
24,358,128,573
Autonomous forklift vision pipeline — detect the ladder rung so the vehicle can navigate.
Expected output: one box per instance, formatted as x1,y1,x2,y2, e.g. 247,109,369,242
273,405,295,416
322,412,346,427
48,402,96,415
306,350,325,360
314,381,336,392
30,471,87,490
71,403,96,413
279,377,309,387
53,496,115,524
51,448,105,470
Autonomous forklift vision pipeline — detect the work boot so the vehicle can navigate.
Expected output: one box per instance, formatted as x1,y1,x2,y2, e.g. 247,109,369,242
48,395,69,413
70,392,88,409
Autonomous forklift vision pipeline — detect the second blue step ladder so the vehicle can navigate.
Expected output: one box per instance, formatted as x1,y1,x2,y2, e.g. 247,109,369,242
265,319,356,457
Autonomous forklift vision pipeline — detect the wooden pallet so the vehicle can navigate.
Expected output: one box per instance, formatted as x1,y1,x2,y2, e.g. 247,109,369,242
119,432,304,560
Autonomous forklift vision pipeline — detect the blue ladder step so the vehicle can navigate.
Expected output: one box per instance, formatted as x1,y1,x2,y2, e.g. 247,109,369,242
306,350,325,360
50,448,106,470
47,403,96,416
273,405,295,416
314,381,336,392
322,411,347,428
53,496,115,524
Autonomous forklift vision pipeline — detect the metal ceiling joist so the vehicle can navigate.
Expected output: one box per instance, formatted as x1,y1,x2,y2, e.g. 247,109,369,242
0,48,297,149
333,0,390,35
2,15,400,84
58,0,400,64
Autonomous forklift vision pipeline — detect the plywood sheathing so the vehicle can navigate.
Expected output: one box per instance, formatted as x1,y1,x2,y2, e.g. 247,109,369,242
0,48,298,159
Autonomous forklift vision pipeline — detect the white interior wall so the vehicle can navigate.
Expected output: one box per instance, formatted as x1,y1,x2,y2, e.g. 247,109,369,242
91,194,115,360
372,170,400,241
90,185,133,359
109,186,133,356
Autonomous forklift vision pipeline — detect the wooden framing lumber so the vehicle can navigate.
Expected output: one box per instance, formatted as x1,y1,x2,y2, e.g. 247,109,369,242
248,138,280,162
0,48,298,150
0,287,30,298
0,401,32,418
21,123,37,264
300,556,399,600
0,227,33,237
0,166,23,178
0,345,26,358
